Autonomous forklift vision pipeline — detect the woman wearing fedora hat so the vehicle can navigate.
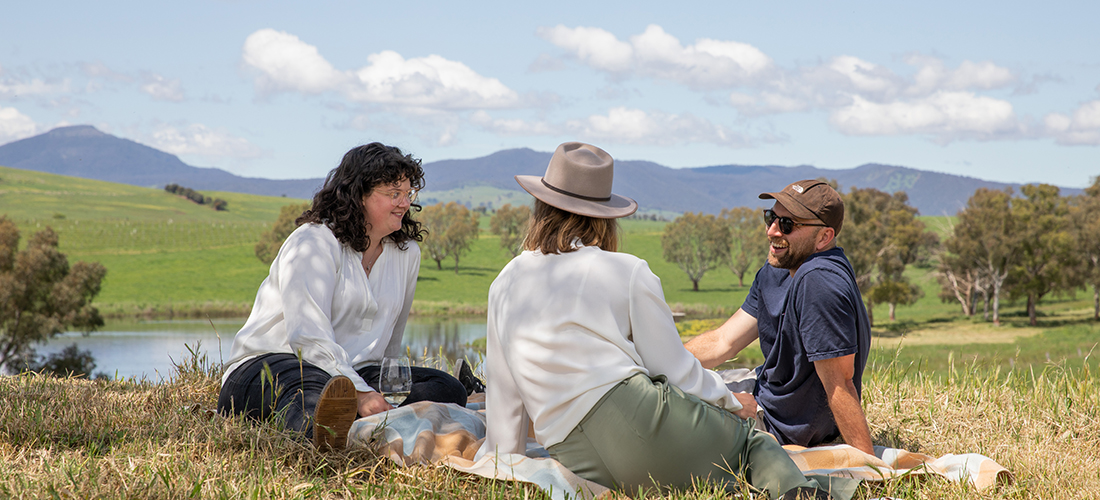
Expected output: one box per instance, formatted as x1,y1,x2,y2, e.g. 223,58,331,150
483,143,854,499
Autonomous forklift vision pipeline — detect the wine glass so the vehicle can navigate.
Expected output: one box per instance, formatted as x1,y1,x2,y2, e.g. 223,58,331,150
377,357,412,407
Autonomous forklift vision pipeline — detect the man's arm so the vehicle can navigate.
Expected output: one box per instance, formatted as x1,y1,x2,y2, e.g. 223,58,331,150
685,308,759,369
814,354,874,455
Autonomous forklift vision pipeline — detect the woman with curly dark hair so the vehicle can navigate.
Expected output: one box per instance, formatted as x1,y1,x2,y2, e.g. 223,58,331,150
218,143,468,450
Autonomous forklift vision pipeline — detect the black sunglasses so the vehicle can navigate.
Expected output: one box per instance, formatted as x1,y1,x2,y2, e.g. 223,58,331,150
762,209,829,235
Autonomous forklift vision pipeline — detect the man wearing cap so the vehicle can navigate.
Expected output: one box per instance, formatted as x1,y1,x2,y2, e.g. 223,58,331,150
686,180,874,455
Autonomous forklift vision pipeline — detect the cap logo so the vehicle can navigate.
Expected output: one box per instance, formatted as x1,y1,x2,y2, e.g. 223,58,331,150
792,184,805,193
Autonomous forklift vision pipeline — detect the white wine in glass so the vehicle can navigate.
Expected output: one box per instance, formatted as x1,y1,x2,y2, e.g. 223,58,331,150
378,358,412,406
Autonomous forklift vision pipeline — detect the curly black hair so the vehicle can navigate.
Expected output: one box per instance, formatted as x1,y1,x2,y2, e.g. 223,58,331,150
296,143,426,252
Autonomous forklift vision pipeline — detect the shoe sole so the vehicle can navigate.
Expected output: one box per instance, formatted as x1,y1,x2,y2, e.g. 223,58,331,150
312,375,358,450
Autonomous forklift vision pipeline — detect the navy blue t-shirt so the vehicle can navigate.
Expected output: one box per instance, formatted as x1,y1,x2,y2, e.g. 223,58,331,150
741,247,871,447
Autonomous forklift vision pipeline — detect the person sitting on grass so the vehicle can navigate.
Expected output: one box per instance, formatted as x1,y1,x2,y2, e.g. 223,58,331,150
483,142,857,500
218,143,479,450
685,180,874,455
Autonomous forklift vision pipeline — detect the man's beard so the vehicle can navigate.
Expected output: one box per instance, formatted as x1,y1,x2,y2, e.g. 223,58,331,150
766,235,817,270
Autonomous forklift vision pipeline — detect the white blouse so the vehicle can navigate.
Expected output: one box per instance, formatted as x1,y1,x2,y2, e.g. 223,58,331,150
221,223,420,393
484,245,741,455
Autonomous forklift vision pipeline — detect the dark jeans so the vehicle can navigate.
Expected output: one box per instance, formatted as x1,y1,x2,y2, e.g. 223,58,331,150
217,353,466,438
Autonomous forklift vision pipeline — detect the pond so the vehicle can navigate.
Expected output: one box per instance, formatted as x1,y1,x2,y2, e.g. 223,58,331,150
36,317,488,381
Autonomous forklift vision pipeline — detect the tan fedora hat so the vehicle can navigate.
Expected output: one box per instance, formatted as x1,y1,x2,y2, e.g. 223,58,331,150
515,142,638,219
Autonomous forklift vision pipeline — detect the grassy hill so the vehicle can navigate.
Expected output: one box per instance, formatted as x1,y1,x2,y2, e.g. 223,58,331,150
1,165,1095,332
0,166,298,316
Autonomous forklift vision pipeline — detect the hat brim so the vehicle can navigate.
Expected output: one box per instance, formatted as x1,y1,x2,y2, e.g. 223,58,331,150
759,191,819,221
516,175,637,219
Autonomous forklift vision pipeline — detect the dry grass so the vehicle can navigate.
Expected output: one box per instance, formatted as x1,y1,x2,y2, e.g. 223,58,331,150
863,357,1100,499
1,345,1097,499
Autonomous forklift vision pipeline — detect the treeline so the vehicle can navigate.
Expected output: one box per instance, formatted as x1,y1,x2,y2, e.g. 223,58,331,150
164,183,228,211
660,178,1100,327
250,178,1100,327
938,181,1100,326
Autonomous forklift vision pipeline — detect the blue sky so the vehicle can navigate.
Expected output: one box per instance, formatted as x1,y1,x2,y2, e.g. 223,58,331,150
2,0,1098,188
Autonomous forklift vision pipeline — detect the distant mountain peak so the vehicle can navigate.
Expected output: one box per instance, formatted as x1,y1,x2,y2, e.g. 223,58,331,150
44,125,108,138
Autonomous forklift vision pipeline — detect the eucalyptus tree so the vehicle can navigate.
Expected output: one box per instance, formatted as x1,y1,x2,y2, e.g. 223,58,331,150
1007,184,1082,326
720,207,768,287
0,216,106,373
946,188,1019,326
1074,176,1100,321
254,202,311,265
661,212,730,292
489,204,530,258
840,188,934,324
420,202,480,273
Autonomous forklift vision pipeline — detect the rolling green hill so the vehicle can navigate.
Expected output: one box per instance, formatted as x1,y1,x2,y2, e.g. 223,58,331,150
0,166,303,316
2,165,1091,330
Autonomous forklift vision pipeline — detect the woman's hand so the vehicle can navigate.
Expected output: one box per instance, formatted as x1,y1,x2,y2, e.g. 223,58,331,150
357,391,393,417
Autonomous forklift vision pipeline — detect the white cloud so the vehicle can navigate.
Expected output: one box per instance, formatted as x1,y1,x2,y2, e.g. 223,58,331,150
348,51,518,109
470,110,558,136
906,55,1015,96
830,91,1019,141
1045,100,1100,145
537,25,633,73
538,24,773,88
566,107,751,146
0,106,40,143
241,28,519,110
828,56,897,94
141,73,185,102
146,124,263,161
0,64,69,99
242,29,347,94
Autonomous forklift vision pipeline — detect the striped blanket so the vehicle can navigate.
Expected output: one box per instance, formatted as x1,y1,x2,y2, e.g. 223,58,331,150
347,401,1012,500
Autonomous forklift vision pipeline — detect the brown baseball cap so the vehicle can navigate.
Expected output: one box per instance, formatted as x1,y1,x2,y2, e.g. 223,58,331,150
759,179,844,235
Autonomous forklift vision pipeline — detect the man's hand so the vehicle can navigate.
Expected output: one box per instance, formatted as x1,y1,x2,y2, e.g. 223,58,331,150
685,308,760,369
732,392,758,420
815,354,874,455
357,391,393,417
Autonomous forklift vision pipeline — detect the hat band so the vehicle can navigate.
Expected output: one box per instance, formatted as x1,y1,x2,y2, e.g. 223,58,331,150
541,179,611,202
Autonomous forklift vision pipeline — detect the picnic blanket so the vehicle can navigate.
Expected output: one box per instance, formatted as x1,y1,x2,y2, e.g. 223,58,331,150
347,401,1012,500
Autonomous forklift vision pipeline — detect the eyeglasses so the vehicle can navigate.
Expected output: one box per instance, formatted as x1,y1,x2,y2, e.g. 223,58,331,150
762,209,828,235
382,189,418,205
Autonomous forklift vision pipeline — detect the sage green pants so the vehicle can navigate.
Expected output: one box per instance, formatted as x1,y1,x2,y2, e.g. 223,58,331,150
547,373,857,499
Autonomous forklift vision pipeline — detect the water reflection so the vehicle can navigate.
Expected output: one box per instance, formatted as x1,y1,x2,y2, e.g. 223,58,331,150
38,317,487,381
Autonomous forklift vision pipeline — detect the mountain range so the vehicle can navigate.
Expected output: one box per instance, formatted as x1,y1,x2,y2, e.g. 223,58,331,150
0,125,1080,216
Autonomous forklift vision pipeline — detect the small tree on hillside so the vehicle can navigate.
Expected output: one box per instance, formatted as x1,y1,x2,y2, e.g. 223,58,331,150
255,202,311,265
873,198,937,321
841,187,935,324
1007,184,1081,326
0,216,106,373
1072,176,1100,320
720,207,768,287
419,203,452,270
420,202,480,273
944,188,1019,326
661,212,729,292
489,204,530,258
